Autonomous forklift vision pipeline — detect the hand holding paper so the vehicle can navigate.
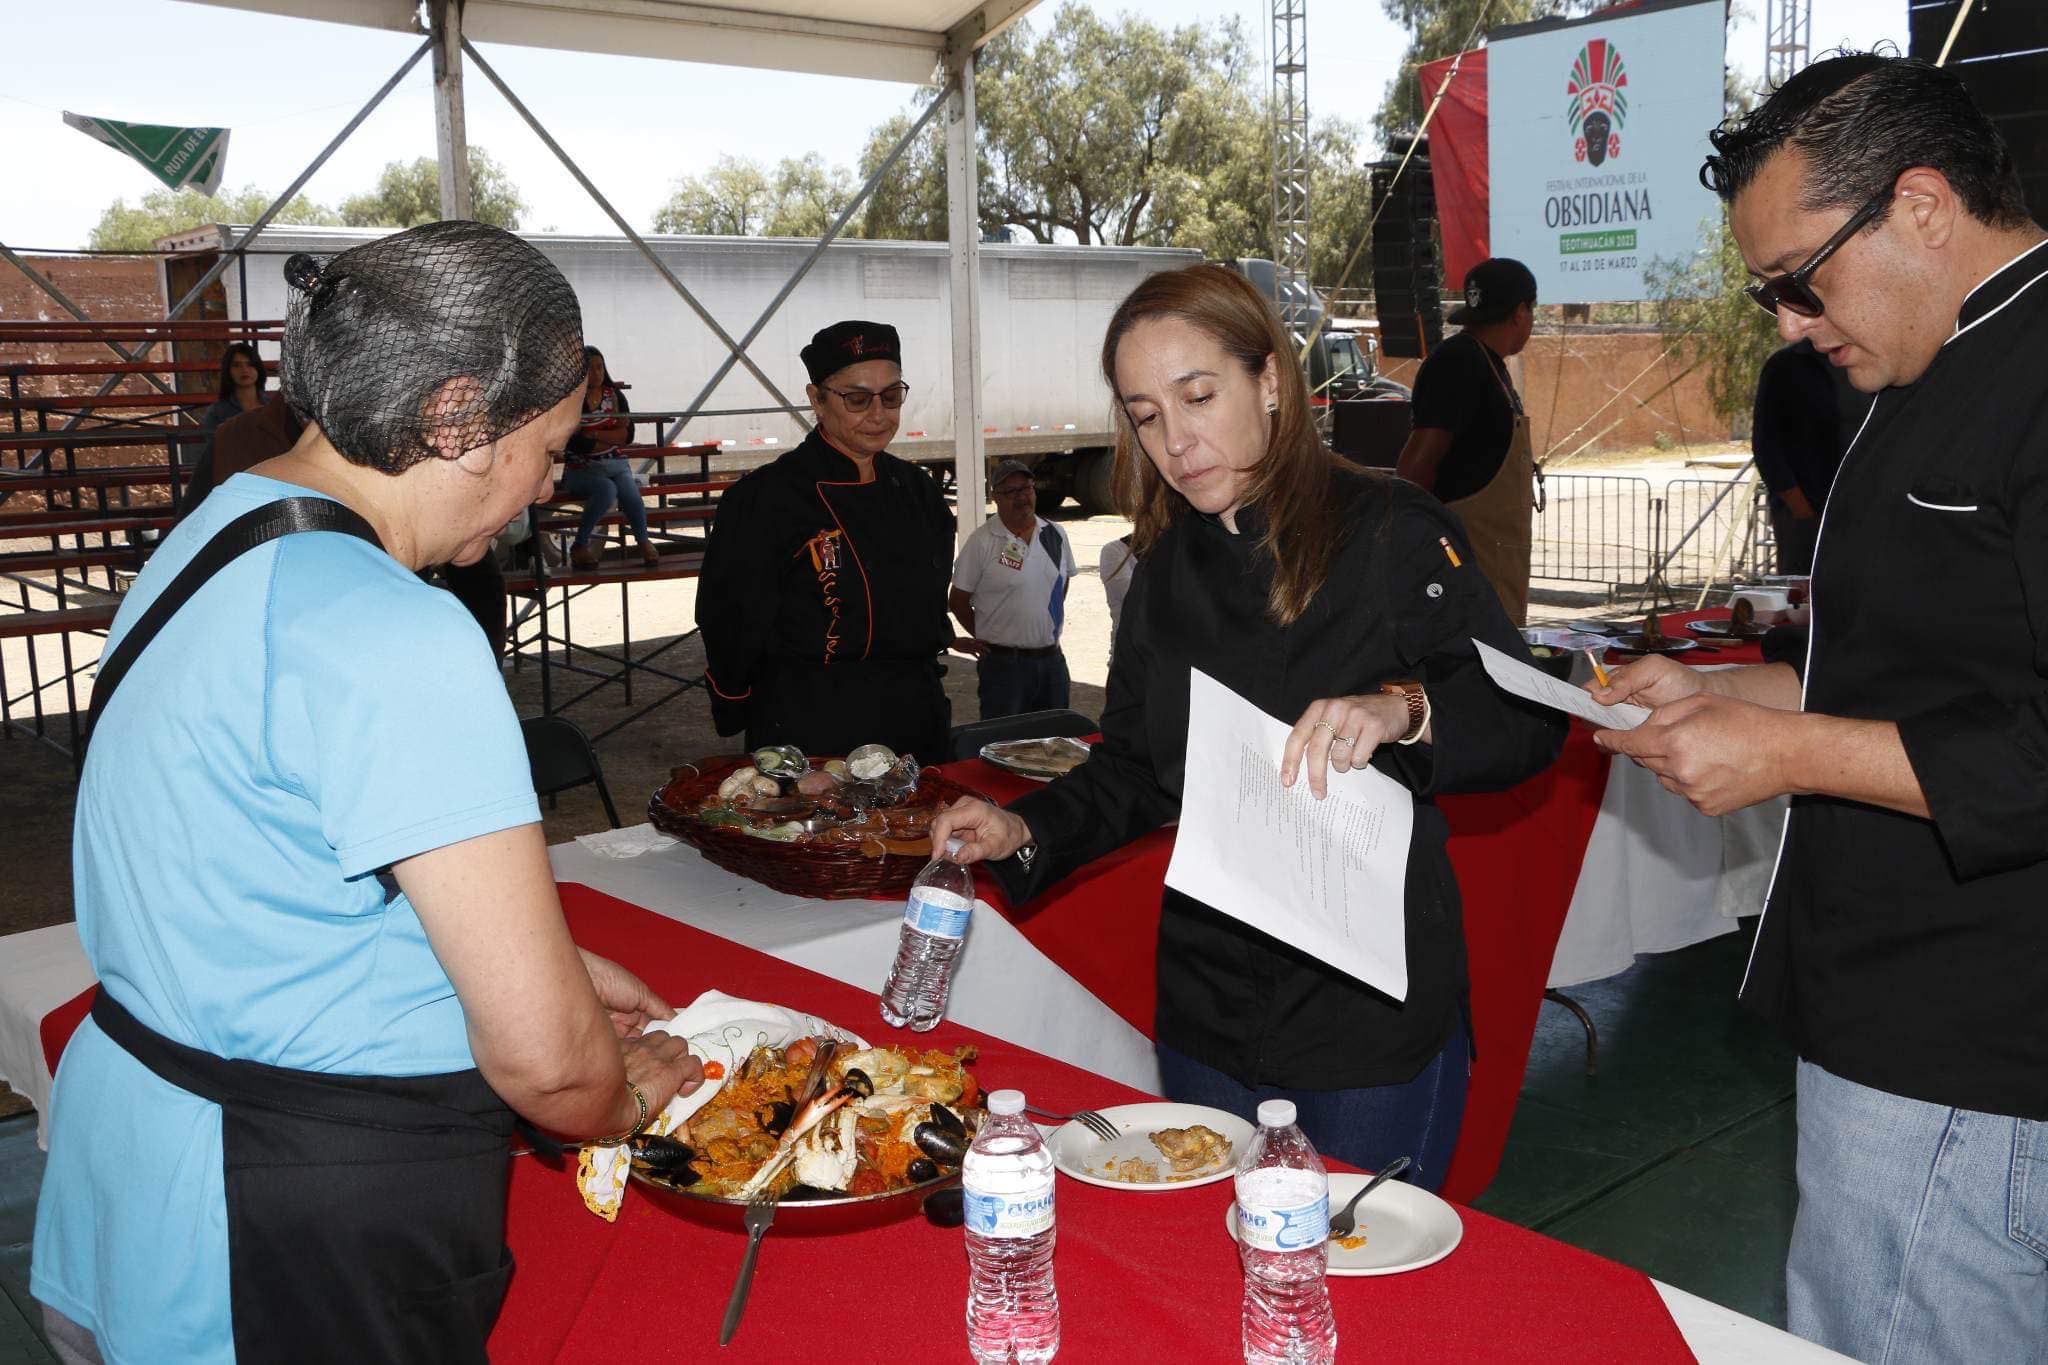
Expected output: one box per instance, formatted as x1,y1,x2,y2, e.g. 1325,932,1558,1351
1164,669,1414,1001
1473,639,1649,730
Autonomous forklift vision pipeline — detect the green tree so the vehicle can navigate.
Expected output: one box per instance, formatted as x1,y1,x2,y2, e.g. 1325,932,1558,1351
88,183,339,251
337,148,526,230
1648,219,1782,421
651,154,772,235
762,154,864,238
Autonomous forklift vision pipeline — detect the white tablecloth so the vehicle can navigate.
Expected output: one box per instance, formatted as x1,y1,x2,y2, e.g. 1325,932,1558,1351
1547,756,1788,989
547,839,1163,1094
0,922,98,1146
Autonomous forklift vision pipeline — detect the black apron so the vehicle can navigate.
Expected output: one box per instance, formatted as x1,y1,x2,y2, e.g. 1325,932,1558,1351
84,498,518,1362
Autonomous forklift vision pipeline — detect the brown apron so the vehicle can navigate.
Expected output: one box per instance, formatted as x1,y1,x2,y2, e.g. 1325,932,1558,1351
1445,361,1535,626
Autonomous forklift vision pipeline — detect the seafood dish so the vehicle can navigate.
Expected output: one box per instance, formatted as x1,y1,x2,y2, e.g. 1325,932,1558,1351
683,744,950,854
1149,1124,1233,1177
1095,1124,1236,1184
635,1035,985,1201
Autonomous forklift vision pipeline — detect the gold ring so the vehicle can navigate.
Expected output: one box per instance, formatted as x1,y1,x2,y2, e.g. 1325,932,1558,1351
1314,720,1337,735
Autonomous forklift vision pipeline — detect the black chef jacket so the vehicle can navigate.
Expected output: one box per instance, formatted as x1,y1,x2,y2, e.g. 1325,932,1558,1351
991,472,1564,1089
697,431,954,760
1409,331,1521,503
1745,237,2048,1120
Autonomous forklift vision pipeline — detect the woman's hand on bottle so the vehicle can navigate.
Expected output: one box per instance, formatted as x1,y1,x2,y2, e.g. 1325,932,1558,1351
1282,693,1411,799
929,797,1031,864
619,1031,704,1119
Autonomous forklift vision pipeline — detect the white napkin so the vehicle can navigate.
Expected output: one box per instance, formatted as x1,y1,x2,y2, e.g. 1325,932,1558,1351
572,823,678,860
575,990,868,1219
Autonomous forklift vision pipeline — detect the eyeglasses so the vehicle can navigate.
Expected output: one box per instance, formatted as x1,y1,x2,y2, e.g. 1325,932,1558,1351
1744,190,1892,318
994,482,1035,498
820,382,910,412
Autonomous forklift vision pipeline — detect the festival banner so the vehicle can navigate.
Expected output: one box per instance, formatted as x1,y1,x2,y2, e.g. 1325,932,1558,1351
64,112,230,196
1485,0,1724,304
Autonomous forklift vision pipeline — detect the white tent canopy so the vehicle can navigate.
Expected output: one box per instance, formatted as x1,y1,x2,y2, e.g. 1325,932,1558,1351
189,0,1036,85
162,0,1042,539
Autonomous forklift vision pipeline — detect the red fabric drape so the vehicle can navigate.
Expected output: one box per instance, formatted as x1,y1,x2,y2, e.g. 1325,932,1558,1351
1421,47,1491,294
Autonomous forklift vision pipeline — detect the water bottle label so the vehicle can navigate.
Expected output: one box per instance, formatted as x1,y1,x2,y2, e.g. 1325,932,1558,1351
1237,1194,1330,1253
963,1179,1055,1238
904,888,971,940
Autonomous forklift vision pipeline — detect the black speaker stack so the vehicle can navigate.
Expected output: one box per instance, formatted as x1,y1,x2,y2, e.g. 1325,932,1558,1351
1369,136,1445,360
1909,2,2048,225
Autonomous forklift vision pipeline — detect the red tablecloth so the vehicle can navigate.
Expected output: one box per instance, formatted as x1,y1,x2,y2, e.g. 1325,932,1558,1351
936,725,1611,1206
491,885,1693,1362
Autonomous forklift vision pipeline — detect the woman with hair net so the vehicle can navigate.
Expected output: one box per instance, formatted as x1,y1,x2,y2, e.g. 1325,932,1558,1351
30,221,702,1365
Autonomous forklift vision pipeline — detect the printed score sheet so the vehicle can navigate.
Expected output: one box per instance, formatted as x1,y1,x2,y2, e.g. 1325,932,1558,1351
1165,668,1414,1001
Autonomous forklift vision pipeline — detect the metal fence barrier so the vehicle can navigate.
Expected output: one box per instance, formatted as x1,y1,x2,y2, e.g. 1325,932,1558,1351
1531,471,1773,599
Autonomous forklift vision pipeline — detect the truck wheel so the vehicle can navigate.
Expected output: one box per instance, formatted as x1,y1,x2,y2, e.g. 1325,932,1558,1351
1073,450,1117,517
1035,483,1066,518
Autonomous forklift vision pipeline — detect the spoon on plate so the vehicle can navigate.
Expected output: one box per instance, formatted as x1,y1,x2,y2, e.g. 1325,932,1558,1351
1329,1155,1411,1239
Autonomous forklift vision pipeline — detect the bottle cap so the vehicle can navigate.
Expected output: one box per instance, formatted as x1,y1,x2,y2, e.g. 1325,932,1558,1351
1256,1099,1297,1128
987,1088,1025,1116
943,837,966,859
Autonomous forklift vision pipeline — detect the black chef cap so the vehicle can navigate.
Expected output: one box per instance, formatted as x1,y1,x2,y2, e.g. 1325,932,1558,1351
801,320,901,386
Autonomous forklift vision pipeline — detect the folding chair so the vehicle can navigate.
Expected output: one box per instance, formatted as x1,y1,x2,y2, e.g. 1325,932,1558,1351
520,715,621,827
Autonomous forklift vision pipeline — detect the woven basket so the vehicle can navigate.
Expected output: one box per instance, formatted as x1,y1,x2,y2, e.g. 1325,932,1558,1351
647,755,985,900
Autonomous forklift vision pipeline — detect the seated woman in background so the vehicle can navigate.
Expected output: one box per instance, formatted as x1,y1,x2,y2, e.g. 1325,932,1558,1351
192,342,266,467
934,264,1562,1190
559,345,659,568
32,221,701,1364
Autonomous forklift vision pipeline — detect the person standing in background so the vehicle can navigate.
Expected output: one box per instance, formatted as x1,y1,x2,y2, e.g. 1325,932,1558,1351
951,459,1077,719
1395,258,1539,623
1099,532,1137,657
1750,339,1845,574
193,343,267,468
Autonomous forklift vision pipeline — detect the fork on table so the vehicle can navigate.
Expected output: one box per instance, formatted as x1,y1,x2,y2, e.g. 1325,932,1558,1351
1023,1103,1118,1141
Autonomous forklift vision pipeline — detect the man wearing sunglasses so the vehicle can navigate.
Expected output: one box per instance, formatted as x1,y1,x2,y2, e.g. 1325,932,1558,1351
1588,53,2048,1363
698,319,956,763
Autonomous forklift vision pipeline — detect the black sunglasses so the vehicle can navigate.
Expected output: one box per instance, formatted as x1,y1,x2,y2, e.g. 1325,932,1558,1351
1744,189,1892,318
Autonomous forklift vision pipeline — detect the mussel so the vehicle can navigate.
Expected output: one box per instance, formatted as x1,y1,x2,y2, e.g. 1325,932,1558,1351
758,1099,795,1137
842,1067,875,1099
907,1156,942,1184
922,1185,966,1228
626,1132,699,1184
913,1102,970,1166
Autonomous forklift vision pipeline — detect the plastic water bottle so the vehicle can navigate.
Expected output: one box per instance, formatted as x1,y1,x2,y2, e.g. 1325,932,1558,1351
963,1088,1060,1364
878,839,973,1031
1235,1099,1337,1365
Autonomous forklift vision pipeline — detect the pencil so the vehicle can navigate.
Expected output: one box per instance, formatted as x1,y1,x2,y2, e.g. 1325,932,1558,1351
1438,535,1462,568
1585,648,1611,688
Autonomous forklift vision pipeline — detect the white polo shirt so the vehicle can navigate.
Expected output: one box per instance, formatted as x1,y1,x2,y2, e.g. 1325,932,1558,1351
954,513,1078,650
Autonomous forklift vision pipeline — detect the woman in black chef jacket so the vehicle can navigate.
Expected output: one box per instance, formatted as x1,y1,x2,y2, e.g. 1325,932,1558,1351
697,320,954,762
932,266,1562,1188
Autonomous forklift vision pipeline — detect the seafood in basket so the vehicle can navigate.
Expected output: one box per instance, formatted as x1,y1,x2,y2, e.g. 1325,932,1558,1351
677,744,945,854
641,1036,985,1200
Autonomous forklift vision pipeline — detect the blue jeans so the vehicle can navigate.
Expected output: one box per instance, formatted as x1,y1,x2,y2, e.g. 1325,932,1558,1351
1788,1059,2048,1363
975,649,1070,720
1156,1014,1469,1193
559,458,649,547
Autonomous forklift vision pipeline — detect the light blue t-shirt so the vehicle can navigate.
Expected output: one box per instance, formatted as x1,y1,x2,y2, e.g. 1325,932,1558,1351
31,475,541,1362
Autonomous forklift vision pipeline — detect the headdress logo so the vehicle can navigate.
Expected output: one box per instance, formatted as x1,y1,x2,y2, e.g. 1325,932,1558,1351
1566,38,1628,168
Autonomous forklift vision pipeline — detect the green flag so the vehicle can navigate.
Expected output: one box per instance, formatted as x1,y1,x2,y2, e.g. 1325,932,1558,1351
63,112,230,196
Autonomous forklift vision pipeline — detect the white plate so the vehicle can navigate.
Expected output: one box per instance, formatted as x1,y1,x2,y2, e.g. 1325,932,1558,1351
1049,1102,1254,1191
1225,1172,1463,1276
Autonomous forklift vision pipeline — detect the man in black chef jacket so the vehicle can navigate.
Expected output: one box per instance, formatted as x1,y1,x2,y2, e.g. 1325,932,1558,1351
697,321,954,761
1591,54,2048,1364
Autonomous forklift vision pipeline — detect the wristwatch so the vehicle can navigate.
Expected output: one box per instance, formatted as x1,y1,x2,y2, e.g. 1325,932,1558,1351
1379,681,1430,746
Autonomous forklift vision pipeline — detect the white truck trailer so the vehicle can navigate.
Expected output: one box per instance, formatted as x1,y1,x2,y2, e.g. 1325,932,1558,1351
163,225,1203,513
